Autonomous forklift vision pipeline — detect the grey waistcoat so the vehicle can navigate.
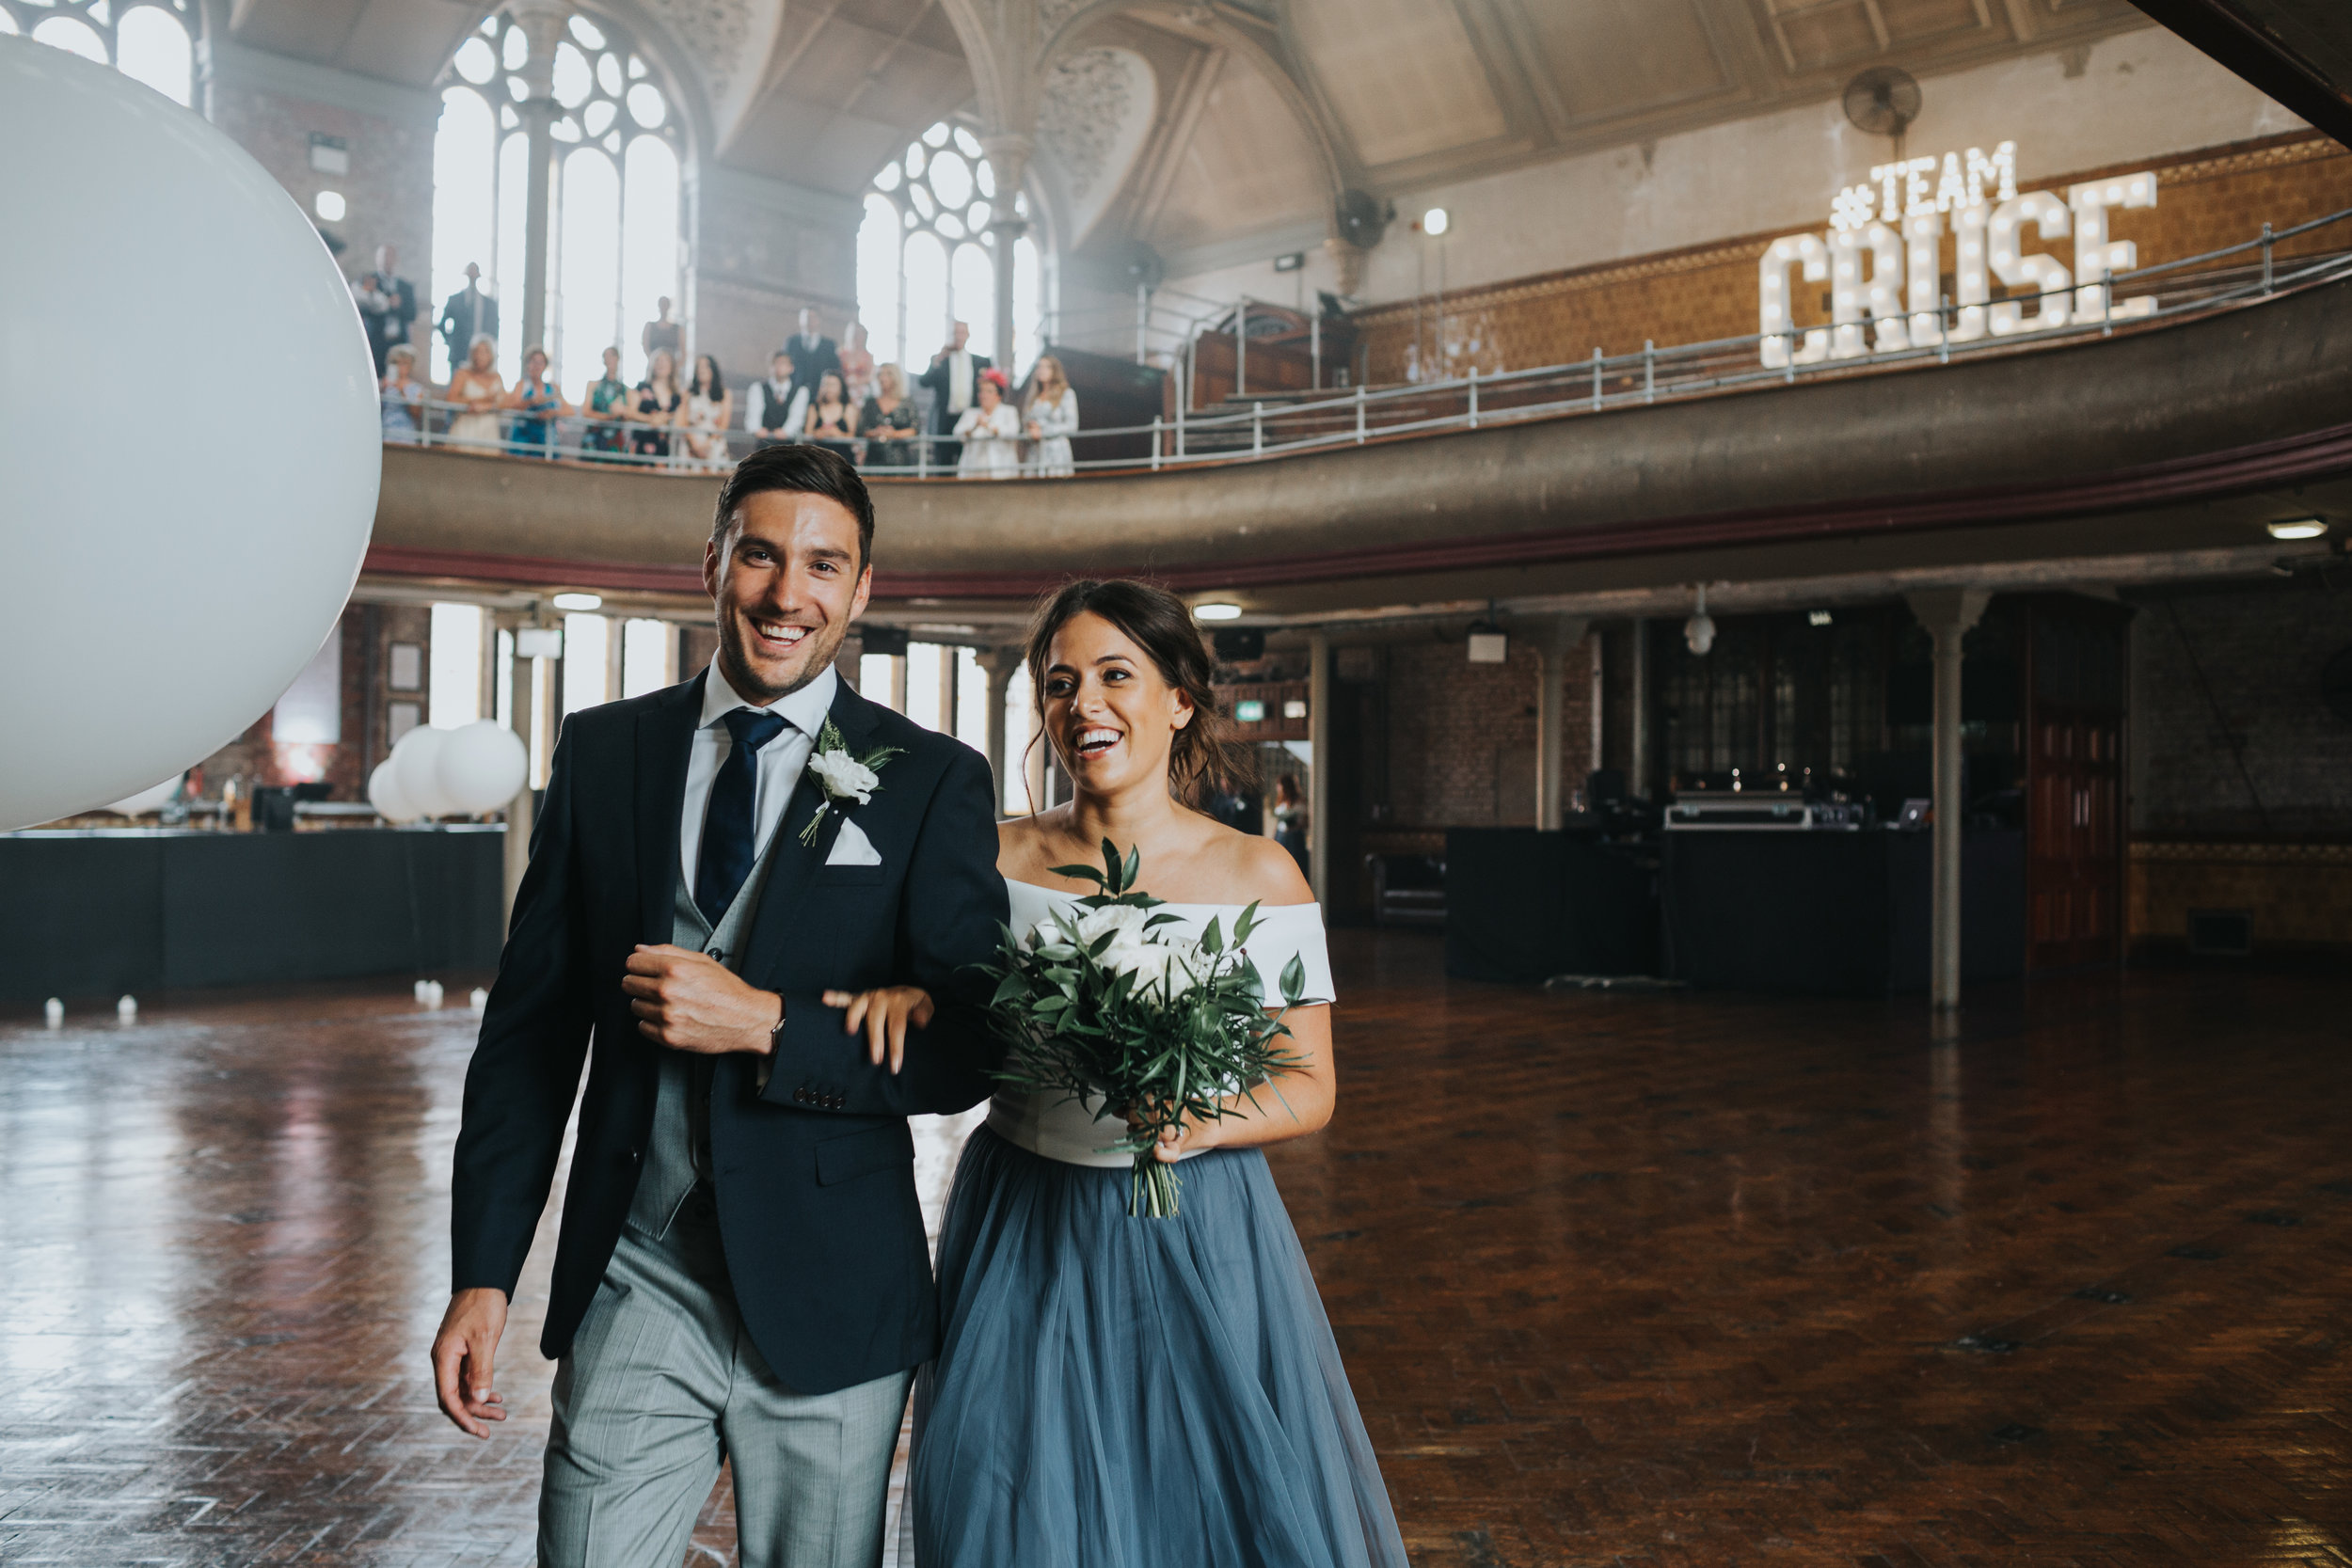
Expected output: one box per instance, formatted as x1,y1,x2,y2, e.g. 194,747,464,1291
624,829,787,1240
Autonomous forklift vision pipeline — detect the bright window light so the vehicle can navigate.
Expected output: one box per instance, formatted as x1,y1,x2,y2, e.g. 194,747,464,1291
620,619,671,697
1422,207,1450,237
553,591,603,610
429,603,485,728
1193,602,1244,622
315,190,346,222
2267,518,2328,540
563,613,609,713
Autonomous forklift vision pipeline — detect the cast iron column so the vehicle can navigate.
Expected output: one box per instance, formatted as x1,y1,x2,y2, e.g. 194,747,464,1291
976,644,1022,816
1906,588,1989,1010
1308,632,1332,908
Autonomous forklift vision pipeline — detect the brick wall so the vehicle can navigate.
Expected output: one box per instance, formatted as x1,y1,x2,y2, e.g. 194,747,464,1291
1353,132,2352,383
207,83,437,355
692,191,861,393
2131,580,2352,836
1375,633,1598,829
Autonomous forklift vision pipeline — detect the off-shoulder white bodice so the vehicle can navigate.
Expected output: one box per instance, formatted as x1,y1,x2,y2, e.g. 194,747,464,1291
985,878,1334,1168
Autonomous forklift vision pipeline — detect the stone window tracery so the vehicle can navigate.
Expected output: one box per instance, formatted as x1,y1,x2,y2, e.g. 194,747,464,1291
431,9,683,392
2,0,197,106
858,119,1047,378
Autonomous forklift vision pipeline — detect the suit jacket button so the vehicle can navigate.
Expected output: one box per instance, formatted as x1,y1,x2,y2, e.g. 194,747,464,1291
793,1087,808,1103
829,1094,844,1110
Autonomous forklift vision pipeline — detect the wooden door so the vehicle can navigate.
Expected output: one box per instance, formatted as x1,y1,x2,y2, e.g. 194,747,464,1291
2025,599,2130,970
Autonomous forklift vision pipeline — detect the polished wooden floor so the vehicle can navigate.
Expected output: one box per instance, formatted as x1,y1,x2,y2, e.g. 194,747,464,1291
2,935,2347,1566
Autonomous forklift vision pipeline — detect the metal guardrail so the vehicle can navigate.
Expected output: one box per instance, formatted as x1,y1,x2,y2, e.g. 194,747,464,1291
382,207,2352,481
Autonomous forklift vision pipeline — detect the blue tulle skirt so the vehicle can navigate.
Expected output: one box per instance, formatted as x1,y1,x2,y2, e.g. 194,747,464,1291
905,1126,1408,1568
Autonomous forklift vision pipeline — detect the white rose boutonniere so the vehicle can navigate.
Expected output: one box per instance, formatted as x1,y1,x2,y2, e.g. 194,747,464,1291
798,719,904,847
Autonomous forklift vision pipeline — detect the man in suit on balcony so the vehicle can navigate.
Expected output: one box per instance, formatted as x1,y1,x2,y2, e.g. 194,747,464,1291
915,320,991,470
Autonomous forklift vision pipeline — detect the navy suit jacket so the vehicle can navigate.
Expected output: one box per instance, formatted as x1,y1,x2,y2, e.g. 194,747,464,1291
450,670,1009,1394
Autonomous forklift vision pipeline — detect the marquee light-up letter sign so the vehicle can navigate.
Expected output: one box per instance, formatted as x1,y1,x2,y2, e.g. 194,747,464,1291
1759,141,2158,368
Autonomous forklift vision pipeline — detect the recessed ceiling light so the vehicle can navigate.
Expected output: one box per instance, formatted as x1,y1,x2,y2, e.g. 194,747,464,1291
2267,517,2327,540
1422,206,1450,237
552,592,603,610
1193,602,1244,622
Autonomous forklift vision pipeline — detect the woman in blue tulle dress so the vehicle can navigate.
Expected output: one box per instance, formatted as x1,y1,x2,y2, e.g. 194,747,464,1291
831,578,1407,1568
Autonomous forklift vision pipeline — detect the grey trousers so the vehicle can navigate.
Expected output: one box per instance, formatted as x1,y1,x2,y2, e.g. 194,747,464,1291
539,1193,913,1568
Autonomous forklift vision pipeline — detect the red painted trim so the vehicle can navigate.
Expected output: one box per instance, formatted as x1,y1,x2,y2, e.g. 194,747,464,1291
366,419,2352,600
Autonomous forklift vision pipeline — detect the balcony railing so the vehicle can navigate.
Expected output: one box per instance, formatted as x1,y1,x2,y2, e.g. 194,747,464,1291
385,205,2352,481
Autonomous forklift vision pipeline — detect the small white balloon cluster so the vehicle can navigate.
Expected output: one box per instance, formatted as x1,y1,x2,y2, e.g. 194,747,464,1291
371,721,530,824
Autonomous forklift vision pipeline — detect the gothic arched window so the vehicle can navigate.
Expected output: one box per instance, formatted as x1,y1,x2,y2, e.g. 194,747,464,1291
858,120,1046,379
430,10,682,392
2,0,197,106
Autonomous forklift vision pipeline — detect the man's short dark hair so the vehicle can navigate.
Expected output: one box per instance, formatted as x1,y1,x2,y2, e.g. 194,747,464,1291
712,442,875,569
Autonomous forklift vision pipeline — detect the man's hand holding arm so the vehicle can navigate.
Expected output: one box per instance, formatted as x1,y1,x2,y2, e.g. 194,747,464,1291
623,944,784,1053
760,747,1008,1117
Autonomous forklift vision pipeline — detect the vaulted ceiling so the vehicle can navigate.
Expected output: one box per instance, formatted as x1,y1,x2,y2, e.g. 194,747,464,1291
219,0,2170,248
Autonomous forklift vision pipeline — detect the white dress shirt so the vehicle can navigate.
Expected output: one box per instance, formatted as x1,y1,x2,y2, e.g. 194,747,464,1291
679,660,839,900
946,350,974,413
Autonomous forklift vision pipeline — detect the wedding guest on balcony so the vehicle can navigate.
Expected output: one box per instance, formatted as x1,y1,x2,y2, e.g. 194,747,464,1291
504,345,569,457
918,319,991,467
583,345,631,461
447,335,505,450
746,349,806,449
803,370,858,462
1024,354,1079,477
631,346,682,464
857,363,917,469
437,262,497,381
641,295,681,368
839,317,876,404
355,245,418,376
683,352,734,466
784,306,841,402
954,368,1022,480
379,343,424,443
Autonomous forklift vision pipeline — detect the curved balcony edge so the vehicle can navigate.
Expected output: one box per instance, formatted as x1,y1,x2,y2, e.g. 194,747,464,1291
370,275,2352,600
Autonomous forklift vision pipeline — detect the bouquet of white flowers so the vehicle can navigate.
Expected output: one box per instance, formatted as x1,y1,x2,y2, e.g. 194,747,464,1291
982,840,1308,1216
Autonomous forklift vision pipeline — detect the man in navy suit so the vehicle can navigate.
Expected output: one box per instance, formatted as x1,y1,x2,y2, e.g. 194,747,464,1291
431,444,1008,1567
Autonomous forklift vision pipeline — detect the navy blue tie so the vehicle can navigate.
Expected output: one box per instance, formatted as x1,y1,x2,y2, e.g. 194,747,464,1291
694,708,789,926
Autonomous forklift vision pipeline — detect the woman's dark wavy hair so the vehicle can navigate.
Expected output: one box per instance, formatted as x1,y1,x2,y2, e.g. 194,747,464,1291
1023,578,1239,809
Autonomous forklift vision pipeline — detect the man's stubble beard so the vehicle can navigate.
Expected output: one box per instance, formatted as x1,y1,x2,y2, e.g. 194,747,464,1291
714,610,850,706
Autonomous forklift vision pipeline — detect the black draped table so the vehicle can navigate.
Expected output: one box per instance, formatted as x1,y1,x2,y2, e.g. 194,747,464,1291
0,827,505,1002
1661,828,2025,995
1442,828,1661,983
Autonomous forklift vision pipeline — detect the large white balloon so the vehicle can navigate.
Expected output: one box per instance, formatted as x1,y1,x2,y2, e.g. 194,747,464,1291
368,759,421,824
103,777,184,816
0,40,379,831
437,721,531,815
391,726,457,819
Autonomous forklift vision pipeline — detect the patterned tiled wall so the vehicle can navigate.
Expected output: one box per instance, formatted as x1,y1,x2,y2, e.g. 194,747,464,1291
1354,132,2352,383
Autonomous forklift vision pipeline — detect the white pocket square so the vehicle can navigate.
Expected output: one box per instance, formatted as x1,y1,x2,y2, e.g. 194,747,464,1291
825,817,882,866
